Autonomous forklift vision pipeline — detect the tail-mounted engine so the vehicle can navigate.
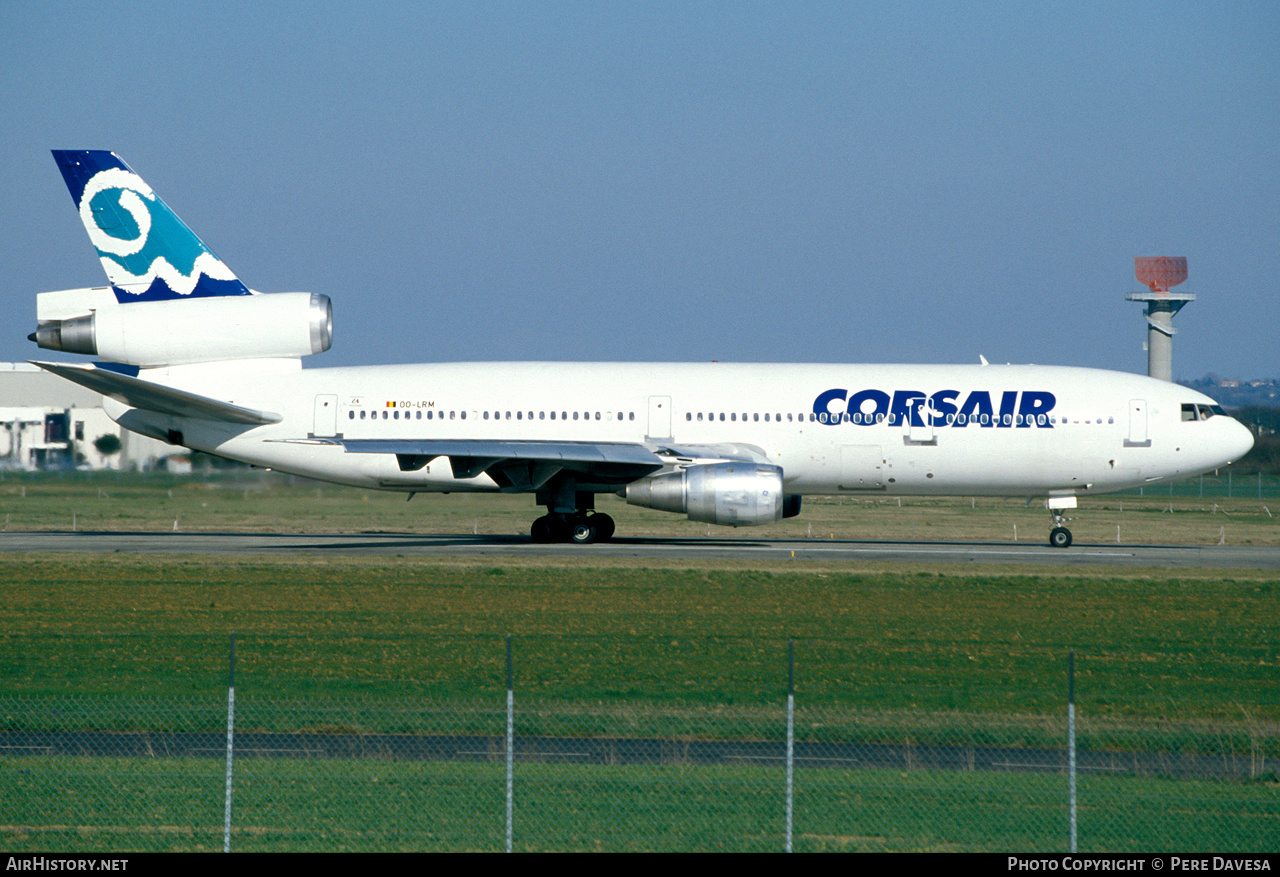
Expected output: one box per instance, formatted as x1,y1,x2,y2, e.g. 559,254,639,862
31,289,332,367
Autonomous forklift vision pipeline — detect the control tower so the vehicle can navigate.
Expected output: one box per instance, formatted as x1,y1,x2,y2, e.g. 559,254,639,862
1126,256,1193,382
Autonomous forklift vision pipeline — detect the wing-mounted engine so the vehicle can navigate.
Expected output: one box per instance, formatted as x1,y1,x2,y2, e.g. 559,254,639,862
624,461,786,527
31,288,332,367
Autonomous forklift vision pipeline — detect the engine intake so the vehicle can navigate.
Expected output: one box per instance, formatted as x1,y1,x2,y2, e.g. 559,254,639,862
625,462,785,527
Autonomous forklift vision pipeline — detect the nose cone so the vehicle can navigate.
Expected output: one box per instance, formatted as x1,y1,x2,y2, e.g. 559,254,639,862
1224,417,1255,464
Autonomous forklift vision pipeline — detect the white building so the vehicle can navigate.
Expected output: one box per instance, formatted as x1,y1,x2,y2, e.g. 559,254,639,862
0,362,169,470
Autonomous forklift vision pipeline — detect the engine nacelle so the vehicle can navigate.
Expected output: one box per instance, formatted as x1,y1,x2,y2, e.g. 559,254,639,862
625,462,785,527
31,291,332,367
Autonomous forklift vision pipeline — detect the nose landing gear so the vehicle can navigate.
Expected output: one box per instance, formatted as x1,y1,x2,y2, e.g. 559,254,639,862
1046,496,1076,548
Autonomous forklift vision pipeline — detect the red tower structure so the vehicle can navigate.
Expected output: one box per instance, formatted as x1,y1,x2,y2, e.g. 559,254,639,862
1126,257,1193,381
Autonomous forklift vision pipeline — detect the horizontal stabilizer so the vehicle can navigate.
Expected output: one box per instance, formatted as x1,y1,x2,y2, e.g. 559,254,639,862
31,361,281,425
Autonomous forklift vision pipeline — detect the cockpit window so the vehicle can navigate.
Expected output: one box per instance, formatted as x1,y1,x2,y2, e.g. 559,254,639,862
1182,403,1221,421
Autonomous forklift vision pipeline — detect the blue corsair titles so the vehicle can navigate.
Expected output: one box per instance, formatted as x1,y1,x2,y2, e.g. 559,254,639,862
30,151,1254,546
812,388,1057,429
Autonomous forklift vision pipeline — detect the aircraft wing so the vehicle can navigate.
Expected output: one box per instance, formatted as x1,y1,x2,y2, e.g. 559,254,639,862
31,361,282,425
651,443,772,465
340,439,664,488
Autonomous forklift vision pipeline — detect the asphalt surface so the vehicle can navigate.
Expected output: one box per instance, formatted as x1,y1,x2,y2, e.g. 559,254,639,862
3,530,1279,568
0,729,1252,780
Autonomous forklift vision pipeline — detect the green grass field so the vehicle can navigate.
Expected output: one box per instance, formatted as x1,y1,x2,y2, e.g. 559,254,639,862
1,470,1277,715
2,468,1279,545
1,553,1276,721
3,755,1274,852
2,471,1277,852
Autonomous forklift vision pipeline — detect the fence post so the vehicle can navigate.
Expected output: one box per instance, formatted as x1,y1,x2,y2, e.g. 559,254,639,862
505,634,513,854
224,632,236,854
1067,650,1077,854
785,639,795,853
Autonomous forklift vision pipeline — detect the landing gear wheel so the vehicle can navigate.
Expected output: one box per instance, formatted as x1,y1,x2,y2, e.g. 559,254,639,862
1049,526,1073,548
569,519,599,544
587,513,615,542
531,516,557,543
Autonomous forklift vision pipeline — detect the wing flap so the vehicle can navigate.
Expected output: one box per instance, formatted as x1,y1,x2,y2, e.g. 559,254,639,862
31,361,281,425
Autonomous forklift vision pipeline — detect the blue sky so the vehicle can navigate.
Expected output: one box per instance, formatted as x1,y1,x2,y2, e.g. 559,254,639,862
2,1,1276,379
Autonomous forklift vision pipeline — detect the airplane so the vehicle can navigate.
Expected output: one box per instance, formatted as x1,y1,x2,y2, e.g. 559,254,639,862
29,150,1255,547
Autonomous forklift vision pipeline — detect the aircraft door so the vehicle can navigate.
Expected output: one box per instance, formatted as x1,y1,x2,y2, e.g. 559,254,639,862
907,400,936,445
313,394,338,438
647,396,672,441
1126,399,1150,447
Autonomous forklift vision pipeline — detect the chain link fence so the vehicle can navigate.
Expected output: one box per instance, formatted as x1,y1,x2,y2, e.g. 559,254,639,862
2,693,1275,852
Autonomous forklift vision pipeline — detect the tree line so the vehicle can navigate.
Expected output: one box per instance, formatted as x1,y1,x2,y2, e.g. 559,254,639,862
1231,405,1280,475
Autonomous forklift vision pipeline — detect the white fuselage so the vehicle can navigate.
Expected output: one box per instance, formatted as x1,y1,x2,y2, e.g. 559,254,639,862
106,359,1255,500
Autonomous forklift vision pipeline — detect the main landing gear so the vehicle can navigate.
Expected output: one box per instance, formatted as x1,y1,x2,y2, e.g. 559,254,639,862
530,511,615,544
530,479,615,544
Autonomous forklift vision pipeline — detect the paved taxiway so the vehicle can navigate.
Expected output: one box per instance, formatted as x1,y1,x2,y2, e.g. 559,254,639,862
1,728,1249,780
3,531,1278,569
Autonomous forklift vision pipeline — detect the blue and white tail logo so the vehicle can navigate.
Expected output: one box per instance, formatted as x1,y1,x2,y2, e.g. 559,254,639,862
53,150,251,302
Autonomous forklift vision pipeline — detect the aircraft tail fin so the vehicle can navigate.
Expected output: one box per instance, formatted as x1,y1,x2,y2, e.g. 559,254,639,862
51,150,251,302
34,151,330,368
